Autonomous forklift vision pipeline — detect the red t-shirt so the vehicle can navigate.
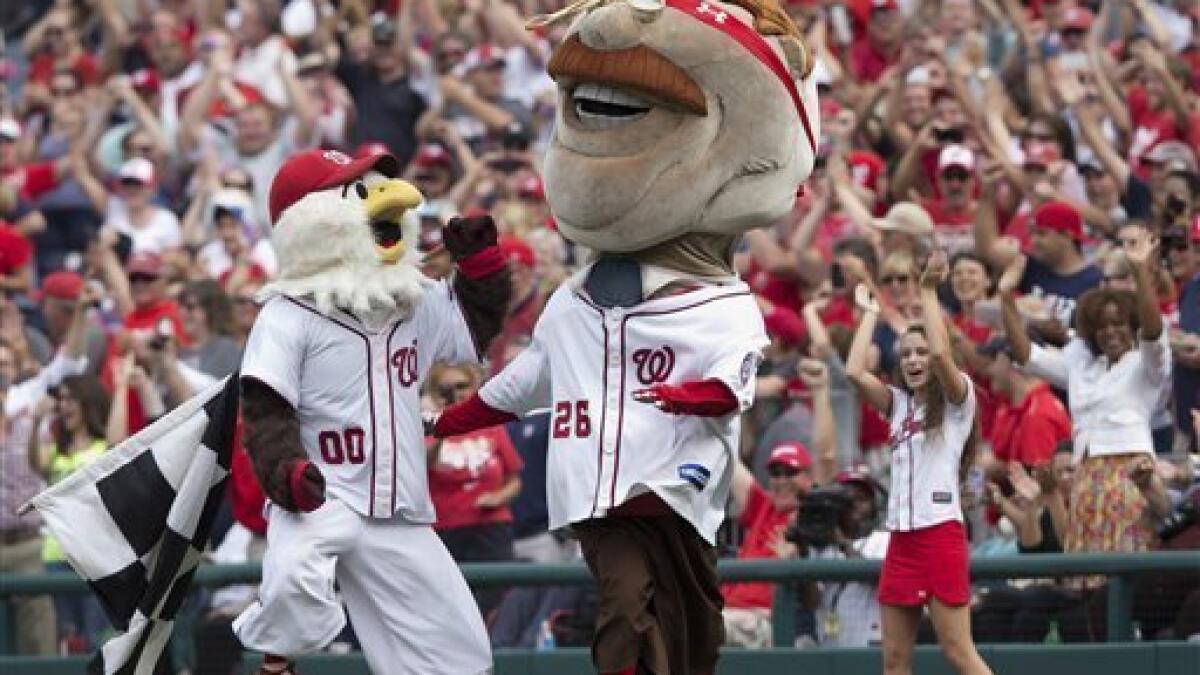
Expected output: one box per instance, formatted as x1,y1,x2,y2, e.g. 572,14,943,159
849,36,890,84
952,313,992,346
723,482,794,610
428,426,523,531
814,213,861,264
988,383,1071,466
1128,86,1186,173
0,225,33,275
922,198,976,253
3,163,58,201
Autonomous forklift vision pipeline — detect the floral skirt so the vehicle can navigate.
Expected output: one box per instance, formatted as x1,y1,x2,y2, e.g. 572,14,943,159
1065,454,1156,587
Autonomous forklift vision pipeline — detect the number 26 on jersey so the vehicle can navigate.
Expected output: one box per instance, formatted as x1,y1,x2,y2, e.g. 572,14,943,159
552,400,591,439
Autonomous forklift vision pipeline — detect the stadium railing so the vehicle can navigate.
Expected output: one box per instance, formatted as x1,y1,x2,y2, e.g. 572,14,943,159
2,551,1198,674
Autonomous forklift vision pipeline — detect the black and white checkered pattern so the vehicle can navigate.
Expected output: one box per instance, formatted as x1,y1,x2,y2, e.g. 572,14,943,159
23,374,238,675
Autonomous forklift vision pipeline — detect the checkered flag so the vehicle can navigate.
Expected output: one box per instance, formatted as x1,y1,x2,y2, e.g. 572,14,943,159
21,374,239,674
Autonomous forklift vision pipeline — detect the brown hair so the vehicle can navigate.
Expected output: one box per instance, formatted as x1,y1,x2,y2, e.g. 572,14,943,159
51,375,111,452
1073,287,1139,357
897,324,980,485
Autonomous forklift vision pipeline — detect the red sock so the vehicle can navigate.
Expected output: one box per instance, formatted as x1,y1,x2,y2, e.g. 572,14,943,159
603,666,636,675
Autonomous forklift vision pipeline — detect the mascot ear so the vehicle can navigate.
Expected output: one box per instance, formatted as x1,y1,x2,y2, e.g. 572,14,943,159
779,35,814,81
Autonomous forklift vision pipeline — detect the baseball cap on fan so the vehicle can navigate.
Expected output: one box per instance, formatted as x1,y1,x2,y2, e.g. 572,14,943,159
872,202,934,236
1033,201,1084,242
0,117,19,141
1144,140,1198,174
938,144,976,173
118,158,156,186
459,43,507,74
869,0,899,17
1063,7,1094,32
268,149,399,225
767,442,813,472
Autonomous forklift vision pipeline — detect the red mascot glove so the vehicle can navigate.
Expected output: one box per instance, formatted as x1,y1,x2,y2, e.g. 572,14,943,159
271,459,326,513
443,214,505,280
631,379,739,417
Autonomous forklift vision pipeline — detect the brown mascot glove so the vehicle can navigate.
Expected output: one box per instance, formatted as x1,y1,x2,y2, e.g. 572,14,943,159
269,459,326,513
443,215,505,279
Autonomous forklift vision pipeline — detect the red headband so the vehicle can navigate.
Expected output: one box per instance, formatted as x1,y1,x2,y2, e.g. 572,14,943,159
665,0,816,155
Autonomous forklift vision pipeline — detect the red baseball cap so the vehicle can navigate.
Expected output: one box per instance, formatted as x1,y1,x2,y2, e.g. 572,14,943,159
126,252,164,277
848,150,886,194
269,149,399,225
412,144,453,170
1034,201,1084,241
836,469,882,498
129,68,161,94
517,176,545,201
40,271,84,300
1063,7,1094,31
498,235,535,268
767,442,813,471
871,0,899,14
354,142,391,160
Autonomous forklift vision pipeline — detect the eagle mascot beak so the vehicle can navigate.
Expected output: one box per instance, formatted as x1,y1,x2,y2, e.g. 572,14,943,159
366,179,424,264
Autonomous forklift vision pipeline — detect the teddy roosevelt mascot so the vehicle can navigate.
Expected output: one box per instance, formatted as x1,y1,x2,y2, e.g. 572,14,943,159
433,1,820,673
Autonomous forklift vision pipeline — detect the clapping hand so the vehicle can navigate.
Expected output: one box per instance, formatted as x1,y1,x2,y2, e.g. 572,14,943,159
997,254,1027,295
854,284,880,314
1129,455,1157,491
1122,234,1157,270
920,250,949,290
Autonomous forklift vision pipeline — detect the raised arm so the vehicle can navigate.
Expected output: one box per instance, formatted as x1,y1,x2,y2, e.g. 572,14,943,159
26,397,55,479
802,299,834,360
890,124,935,202
997,254,1032,364
974,163,1020,270
442,214,513,357
845,285,892,415
798,358,837,485
918,251,968,405
1124,236,1164,341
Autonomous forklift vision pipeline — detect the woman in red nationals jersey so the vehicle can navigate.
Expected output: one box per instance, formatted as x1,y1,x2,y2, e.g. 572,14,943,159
426,363,523,615
846,251,992,675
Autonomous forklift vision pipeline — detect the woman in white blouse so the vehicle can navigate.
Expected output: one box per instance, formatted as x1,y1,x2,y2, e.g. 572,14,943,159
1000,237,1172,560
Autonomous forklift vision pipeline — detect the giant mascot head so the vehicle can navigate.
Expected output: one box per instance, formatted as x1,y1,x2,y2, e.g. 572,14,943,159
542,0,820,263
261,149,427,316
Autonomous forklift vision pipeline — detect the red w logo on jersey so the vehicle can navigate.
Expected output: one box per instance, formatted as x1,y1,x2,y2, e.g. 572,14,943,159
889,415,923,448
392,340,419,387
632,346,675,385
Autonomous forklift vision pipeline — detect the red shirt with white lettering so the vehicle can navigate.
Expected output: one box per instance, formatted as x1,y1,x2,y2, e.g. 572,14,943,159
428,426,523,531
1127,86,1187,174
723,482,795,610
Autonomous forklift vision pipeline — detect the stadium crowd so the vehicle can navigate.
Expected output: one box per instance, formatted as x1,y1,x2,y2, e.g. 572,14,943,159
1,0,1199,670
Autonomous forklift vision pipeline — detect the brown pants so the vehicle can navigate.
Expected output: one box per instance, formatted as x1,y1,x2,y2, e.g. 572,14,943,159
574,514,723,675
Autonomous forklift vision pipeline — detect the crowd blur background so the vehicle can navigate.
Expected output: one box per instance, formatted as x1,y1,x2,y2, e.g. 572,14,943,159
1,0,1199,670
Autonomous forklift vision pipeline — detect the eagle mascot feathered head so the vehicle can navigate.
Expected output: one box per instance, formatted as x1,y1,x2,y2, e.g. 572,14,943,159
260,148,428,316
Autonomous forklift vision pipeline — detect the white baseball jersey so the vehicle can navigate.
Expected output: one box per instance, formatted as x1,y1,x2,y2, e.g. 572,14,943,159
479,272,768,544
884,373,976,531
240,282,477,520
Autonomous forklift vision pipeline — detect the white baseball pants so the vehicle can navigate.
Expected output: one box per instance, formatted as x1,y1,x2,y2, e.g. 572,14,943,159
232,499,491,674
